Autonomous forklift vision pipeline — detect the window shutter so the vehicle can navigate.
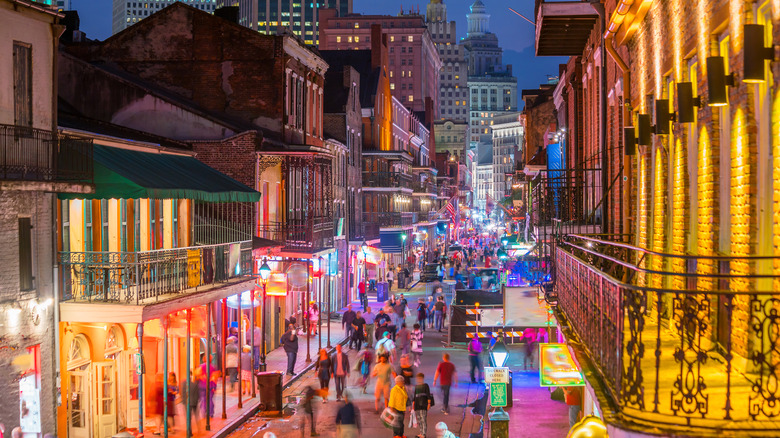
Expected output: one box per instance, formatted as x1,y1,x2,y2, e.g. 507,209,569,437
19,217,33,291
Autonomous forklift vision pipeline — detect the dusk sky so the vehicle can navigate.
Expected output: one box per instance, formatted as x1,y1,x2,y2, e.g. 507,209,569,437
73,0,566,105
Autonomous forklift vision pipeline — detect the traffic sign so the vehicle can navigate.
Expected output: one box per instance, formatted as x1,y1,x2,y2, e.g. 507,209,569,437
490,382,507,407
484,367,509,384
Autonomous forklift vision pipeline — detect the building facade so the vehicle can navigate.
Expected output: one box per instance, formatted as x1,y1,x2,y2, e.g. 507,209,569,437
426,0,468,122
111,0,216,35
490,112,523,202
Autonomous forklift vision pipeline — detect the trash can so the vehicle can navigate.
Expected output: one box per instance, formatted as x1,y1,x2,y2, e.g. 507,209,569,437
255,371,283,412
376,281,388,302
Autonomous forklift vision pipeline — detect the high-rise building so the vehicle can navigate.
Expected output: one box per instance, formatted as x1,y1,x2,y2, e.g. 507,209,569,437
56,0,70,10
460,0,503,77
222,0,351,45
319,9,441,117
111,0,216,35
426,0,468,122
490,112,523,203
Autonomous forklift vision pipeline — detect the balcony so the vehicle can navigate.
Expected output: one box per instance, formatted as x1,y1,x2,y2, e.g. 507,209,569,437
553,235,780,435
363,212,413,229
59,241,253,305
534,0,599,56
411,180,437,195
362,172,412,190
258,217,334,252
0,124,92,182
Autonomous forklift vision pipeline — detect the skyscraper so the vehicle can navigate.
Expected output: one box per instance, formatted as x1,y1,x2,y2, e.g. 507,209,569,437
111,0,216,35
426,0,468,122
223,0,351,45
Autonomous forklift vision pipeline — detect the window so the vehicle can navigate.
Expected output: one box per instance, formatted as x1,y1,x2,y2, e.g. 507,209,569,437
408,95,413,102
13,42,32,127
347,36,353,43
84,201,93,251
19,217,33,291
120,200,128,252
133,199,141,251
354,22,359,28
355,36,360,43
390,83,395,90
101,200,109,252
390,71,393,78
408,35,413,42
336,36,341,42
390,36,395,42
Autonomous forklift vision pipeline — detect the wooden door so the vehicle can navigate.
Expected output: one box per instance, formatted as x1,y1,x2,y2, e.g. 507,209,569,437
95,362,117,438
67,369,91,438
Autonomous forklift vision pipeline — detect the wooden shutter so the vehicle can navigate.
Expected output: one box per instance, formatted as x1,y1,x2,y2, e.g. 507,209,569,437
13,42,32,128
19,217,33,291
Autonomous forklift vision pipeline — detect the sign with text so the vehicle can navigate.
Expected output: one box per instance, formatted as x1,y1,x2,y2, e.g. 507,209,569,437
484,367,509,384
539,343,584,387
489,382,507,407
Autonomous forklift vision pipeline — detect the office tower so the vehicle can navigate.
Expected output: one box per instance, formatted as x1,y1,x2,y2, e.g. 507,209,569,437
426,0,468,122
112,0,216,35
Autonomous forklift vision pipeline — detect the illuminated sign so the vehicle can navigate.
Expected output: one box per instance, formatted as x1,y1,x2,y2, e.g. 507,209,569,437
266,273,288,296
484,367,509,384
539,343,585,387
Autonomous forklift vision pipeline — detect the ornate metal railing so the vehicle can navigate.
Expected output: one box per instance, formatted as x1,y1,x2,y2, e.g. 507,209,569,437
362,212,414,228
0,124,93,182
257,217,334,251
411,180,437,194
555,236,780,434
362,171,413,189
60,240,252,304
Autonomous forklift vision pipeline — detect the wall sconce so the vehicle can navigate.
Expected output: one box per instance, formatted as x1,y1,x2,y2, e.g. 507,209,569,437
744,24,775,83
706,56,734,106
623,127,636,156
654,99,672,135
676,82,701,123
637,114,652,146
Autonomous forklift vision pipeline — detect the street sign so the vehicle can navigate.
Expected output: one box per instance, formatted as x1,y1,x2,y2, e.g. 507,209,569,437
489,382,507,407
484,367,509,384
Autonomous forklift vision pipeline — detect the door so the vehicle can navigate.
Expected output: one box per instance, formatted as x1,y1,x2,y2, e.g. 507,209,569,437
94,362,117,438
67,369,91,438
126,351,140,428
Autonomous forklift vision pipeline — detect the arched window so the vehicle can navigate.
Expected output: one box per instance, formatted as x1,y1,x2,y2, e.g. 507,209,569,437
67,334,91,371
104,325,124,358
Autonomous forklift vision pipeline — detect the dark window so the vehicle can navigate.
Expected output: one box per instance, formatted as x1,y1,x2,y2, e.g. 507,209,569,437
13,42,32,127
19,217,33,291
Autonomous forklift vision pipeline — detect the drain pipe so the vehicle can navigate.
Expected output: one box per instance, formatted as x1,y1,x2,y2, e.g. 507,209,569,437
604,0,635,242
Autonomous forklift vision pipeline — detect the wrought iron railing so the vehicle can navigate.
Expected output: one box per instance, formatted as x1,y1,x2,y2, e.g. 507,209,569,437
59,241,253,304
257,217,334,251
0,124,93,182
411,180,437,194
362,172,412,189
362,211,414,228
554,235,780,434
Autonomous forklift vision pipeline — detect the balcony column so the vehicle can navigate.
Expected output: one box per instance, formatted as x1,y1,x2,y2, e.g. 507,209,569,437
185,309,192,438
137,323,144,433
162,315,169,438
206,304,212,431
306,260,312,363
221,298,227,419
238,292,243,409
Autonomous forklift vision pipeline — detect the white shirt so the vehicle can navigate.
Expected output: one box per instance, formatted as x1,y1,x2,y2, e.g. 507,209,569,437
387,271,394,281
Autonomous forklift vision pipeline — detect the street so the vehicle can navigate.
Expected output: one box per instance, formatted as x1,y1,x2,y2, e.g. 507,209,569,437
228,281,570,438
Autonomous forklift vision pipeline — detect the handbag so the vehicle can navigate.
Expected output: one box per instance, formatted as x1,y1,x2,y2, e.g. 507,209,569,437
409,409,417,428
380,406,402,429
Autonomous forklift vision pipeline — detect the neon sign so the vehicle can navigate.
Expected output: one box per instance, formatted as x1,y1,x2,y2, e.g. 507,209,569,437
539,343,585,387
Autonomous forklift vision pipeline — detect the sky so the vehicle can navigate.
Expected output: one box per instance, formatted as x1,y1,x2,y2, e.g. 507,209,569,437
74,0,566,102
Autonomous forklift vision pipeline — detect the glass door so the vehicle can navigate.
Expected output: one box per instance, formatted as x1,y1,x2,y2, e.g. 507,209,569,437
67,369,90,438
95,362,117,438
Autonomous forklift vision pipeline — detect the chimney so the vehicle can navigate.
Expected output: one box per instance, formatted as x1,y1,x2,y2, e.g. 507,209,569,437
370,24,384,69
60,11,84,43
214,6,239,24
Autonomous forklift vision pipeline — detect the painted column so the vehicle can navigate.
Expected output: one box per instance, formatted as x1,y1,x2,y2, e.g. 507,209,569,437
206,304,211,430
186,309,192,438
221,298,227,419
162,316,169,438
238,292,243,409
137,323,144,433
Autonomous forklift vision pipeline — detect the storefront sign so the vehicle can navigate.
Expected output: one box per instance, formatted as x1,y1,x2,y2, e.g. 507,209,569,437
539,343,584,387
134,353,145,375
484,367,509,384
489,382,507,407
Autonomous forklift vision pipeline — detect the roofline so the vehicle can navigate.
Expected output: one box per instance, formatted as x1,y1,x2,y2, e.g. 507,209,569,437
59,126,196,157
5,0,63,19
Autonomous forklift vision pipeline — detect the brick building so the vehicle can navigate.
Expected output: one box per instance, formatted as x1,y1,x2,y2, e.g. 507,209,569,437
426,0,468,123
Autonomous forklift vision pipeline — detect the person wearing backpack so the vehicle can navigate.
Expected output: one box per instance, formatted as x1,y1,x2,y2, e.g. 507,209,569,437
467,336,483,383
413,373,433,438
410,323,424,367
376,331,396,363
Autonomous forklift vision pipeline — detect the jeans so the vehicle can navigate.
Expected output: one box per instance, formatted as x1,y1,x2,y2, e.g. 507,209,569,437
427,311,434,328
441,385,451,412
393,410,405,437
469,355,481,382
388,280,393,291
335,375,347,399
253,346,260,371
345,325,355,347
286,352,297,374
359,293,368,310
434,311,443,331
568,404,582,428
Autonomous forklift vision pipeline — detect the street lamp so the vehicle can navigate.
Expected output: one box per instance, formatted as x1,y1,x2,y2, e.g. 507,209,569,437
361,241,368,310
401,233,408,274
497,248,508,260
489,335,509,367
258,260,271,371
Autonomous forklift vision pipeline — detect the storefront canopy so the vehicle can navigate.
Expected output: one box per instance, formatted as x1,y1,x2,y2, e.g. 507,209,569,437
60,145,260,203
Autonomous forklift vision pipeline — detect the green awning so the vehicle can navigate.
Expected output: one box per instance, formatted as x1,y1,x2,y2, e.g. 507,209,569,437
60,145,260,203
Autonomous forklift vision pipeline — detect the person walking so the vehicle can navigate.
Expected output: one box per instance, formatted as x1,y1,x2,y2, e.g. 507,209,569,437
467,337,483,383
342,304,357,348
166,372,178,432
410,324,424,367
364,307,375,349
426,297,435,330
374,308,391,342
358,280,368,311
180,369,202,434
315,348,333,403
225,336,239,392
301,385,319,437
434,297,446,332
281,324,299,375
372,354,395,412
388,375,409,438
351,310,367,351
335,390,361,438
357,348,374,393
240,345,252,395
416,298,427,331
332,344,351,401
309,303,320,336
396,323,411,356
523,328,538,370
563,386,583,428
413,373,433,438
376,331,396,364
433,353,457,415
387,269,395,292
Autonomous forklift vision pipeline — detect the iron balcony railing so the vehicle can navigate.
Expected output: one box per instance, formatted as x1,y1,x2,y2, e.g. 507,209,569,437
59,240,253,304
554,235,780,435
411,180,437,194
362,171,412,189
0,124,93,182
363,211,413,228
257,217,334,251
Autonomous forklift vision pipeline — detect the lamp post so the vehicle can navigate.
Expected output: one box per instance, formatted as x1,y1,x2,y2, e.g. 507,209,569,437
258,260,271,371
361,241,368,309
318,256,323,352
488,336,511,438
401,233,408,282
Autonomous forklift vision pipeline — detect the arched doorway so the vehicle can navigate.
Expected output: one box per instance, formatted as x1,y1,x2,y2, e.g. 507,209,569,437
67,335,91,438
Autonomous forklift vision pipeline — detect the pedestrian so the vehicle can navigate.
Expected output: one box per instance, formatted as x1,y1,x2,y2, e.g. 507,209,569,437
358,279,367,310
342,304,357,348
351,310,367,351
433,353,457,415
286,313,298,332
563,386,583,428
387,269,394,292
374,308,391,341
301,385,319,437
467,336,483,383
180,369,201,434
372,354,395,412
388,375,409,438
413,373,433,438
376,330,396,364
410,323,424,367
281,324,299,375
246,322,262,371
309,302,319,335
225,336,239,392
416,298,427,330
335,390,361,438
357,348,374,393
434,422,458,438
332,344,351,401
397,322,411,356
397,354,415,402
523,328,537,370
364,306,375,348
152,374,165,434
315,348,333,403
240,345,252,395
434,297,446,332
166,372,178,432
426,296,435,329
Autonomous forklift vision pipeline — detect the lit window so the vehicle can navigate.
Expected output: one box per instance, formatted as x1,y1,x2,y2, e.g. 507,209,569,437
355,36,360,42
408,95,414,102
348,36,353,42
390,71,393,78
336,36,341,42
354,22,359,28
402,71,406,77
409,35,414,42
390,83,395,90
408,71,412,77
390,36,395,42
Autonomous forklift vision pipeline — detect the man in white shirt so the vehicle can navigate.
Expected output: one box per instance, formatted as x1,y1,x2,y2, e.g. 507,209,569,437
376,331,396,363
387,269,394,291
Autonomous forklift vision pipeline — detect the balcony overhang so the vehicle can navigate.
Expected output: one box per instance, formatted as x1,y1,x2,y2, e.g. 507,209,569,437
535,1,599,56
363,150,414,162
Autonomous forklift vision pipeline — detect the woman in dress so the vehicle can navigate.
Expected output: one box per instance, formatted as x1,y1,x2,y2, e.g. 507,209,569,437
309,303,319,336
314,348,333,402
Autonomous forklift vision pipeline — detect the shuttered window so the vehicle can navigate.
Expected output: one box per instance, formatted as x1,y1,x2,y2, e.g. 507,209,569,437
13,42,32,127
19,217,33,291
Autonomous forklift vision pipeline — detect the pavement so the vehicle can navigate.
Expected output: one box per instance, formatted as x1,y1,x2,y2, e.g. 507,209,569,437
225,277,571,438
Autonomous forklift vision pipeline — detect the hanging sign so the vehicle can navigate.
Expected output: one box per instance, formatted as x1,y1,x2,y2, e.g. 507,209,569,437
484,367,509,384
